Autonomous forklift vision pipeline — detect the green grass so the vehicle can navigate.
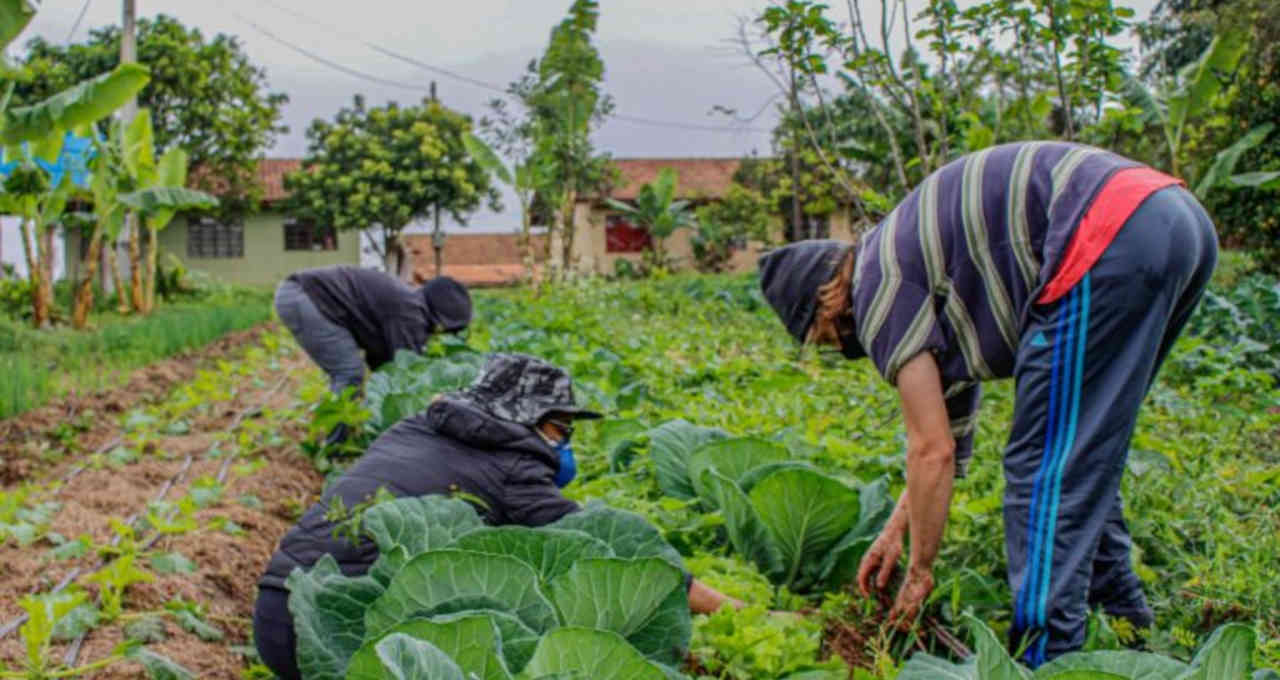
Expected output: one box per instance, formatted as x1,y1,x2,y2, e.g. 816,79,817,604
0,291,273,420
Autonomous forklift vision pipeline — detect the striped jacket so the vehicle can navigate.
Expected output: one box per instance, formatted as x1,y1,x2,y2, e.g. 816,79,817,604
851,142,1143,474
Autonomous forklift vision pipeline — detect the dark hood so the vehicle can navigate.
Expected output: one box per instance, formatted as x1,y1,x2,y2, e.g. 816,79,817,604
426,397,556,466
422,276,473,333
758,239,854,344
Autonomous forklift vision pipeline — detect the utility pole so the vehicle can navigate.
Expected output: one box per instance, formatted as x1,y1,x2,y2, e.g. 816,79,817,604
429,81,444,279
105,0,138,299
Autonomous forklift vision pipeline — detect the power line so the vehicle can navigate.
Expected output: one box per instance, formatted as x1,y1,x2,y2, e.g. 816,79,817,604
240,0,772,134
232,13,437,94
65,0,92,44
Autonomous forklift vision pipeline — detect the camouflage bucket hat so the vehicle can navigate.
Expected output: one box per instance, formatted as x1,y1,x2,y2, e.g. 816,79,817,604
452,353,603,427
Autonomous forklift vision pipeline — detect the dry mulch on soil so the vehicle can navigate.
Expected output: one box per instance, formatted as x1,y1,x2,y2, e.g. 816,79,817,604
0,329,327,679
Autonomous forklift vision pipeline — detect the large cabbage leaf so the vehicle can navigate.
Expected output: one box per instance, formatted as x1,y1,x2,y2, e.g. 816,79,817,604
363,350,485,435
687,437,789,504
1035,651,1185,679
897,617,1261,680
747,468,861,589
1173,623,1255,680
360,633,468,680
896,653,978,680
736,461,819,494
551,503,684,570
520,627,670,680
364,549,556,637
547,557,690,666
449,526,613,583
284,555,386,680
346,615,511,680
362,495,484,557
645,419,729,499
699,469,779,577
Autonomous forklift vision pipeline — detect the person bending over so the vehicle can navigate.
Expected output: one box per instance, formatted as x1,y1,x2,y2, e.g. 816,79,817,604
758,141,1216,665
274,265,471,443
253,353,739,680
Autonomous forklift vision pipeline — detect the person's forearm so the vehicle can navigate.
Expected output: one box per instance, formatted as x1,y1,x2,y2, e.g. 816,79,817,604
688,579,742,614
904,443,954,574
887,490,910,534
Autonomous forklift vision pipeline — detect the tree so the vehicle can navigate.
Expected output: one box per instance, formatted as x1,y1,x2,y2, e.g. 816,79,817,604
13,15,287,216
107,110,217,318
691,183,772,273
522,0,615,277
476,80,543,283
604,168,695,266
0,0,150,328
284,95,499,276
748,0,1134,203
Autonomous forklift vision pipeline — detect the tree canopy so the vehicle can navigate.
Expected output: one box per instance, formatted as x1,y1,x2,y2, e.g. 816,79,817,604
13,15,287,215
284,95,500,273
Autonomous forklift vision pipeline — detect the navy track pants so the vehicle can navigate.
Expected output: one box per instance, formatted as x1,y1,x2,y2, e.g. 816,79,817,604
1004,186,1217,666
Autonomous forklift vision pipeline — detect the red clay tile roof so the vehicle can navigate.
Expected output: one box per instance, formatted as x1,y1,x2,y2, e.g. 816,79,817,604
258,158,302,203
242,157,742,205
609,158,741,201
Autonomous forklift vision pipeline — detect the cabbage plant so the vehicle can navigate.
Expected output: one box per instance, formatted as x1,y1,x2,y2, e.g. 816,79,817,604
899,614,1270,680
623,420,893,593
286,496,694,679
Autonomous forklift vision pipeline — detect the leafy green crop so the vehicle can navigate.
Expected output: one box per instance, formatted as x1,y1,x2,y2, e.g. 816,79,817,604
899,615,1264,679
363,349,486,437
615,422,892,593
286,495,694,679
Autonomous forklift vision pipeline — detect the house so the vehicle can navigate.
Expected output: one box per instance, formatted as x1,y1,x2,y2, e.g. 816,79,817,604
61,156,860,290
549,157,862,276
155,159,360,287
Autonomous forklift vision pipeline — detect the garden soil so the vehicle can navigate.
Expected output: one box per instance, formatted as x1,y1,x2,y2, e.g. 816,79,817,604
0,325,270,484
0,328,327,678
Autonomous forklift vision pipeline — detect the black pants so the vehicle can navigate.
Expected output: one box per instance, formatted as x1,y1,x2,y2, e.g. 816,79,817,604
1005,186,1218,666
253,586,301,680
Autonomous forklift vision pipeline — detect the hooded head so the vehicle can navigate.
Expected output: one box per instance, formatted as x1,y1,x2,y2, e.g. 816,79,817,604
422,276,472,333
758,240,853,341
449,353,603,427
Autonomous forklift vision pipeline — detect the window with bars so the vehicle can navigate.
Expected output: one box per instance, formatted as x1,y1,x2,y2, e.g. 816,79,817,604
604,213,653,253
187,218,244,259
283,219,338,251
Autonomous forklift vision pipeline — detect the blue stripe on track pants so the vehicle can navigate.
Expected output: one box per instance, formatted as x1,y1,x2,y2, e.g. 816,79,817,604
1004,185,1218,667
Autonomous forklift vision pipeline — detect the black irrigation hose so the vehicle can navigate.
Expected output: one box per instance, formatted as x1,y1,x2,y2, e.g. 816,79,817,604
1,376,292,649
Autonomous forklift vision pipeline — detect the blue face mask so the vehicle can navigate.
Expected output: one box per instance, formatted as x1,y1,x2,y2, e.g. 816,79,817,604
553,440,577,488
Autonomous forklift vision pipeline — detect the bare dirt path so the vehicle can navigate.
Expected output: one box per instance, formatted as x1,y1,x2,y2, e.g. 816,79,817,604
0,326,327,679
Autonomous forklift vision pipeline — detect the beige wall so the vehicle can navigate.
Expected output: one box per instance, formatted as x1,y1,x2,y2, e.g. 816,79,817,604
561,202,765,276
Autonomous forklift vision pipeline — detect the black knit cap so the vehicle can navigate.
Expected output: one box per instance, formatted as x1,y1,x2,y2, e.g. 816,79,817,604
758,239,855,344
422,276,472,333
452,353,603,427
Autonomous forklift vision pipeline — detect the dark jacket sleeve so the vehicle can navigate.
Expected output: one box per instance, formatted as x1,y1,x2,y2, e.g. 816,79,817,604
377,314,428,367
500,455,580,527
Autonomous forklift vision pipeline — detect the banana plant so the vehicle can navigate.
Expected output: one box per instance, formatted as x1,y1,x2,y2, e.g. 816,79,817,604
603,167,694,265
1124,31,1248,179
0,0,150,328
83,109,215,319
118,157,217,315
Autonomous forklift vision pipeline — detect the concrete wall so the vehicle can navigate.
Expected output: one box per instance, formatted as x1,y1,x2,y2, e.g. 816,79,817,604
157,211,359,287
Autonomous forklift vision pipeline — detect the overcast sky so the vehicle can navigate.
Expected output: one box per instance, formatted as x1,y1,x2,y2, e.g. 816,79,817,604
19,0,1159,232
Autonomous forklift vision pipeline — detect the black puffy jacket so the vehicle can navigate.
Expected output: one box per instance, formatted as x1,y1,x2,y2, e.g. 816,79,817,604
258,398,578,590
